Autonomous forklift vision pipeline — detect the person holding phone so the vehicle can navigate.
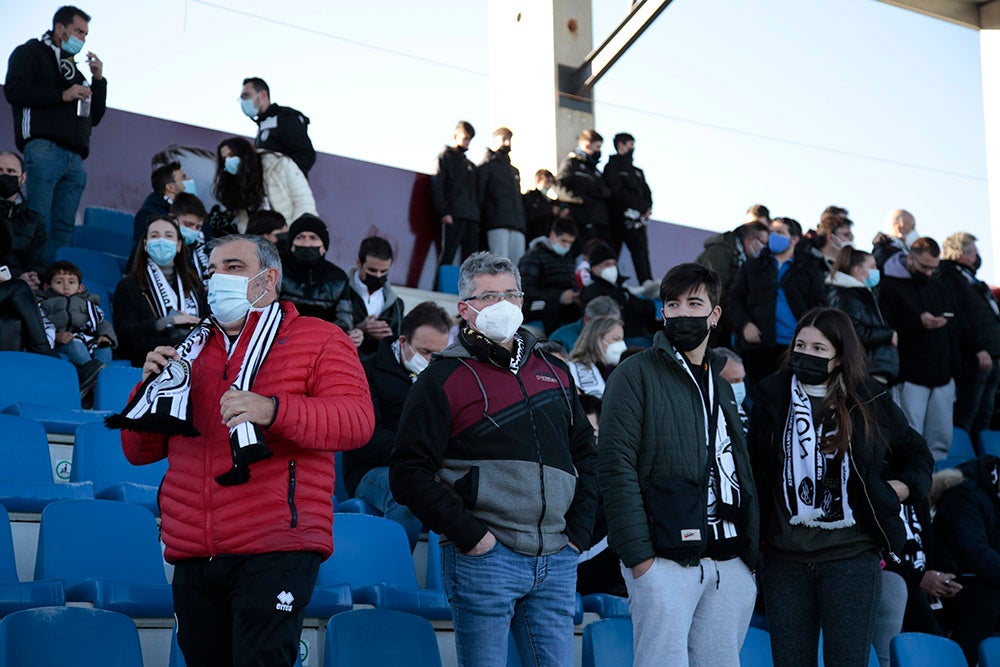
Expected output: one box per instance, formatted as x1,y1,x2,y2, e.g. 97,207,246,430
343,236,404,358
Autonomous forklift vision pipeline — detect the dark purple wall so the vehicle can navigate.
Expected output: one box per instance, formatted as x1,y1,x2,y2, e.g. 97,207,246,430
0,104,712,288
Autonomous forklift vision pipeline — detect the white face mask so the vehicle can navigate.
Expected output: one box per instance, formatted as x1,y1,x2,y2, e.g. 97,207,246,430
599,266,619,284
731,381,747,407
468,299,524,343
207,269,267,324
604,340,627,365
402,342,430,375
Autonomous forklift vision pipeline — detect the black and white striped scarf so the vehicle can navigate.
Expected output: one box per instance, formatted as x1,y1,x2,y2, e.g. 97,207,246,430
898,504,926,571
77,298,105,353
106,302,284,486
146,261,200,319
191,241,210,287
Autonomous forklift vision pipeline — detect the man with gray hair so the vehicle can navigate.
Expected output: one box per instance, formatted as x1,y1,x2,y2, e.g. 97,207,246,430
939,232,1000,447
118,234,374,666
549,294,622,353
391,251,597,666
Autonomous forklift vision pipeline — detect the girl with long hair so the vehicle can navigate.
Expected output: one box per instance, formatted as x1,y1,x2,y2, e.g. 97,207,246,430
567,315,626,398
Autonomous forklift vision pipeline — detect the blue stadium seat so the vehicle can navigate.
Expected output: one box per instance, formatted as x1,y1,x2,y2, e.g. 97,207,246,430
308,514,451,620
936,427,976,472
92,364,142,412
979,430,1000,457
323,609,442,667
740,626,773,666
425,530,443,591
83,207,135,242
890,632,967,666
437,265,460,295
582,618,633,667
83,279,113,322
70,422,166,515
0,414,93,512
54,247,123,293
169,625,304,667
333,451,348,504
981,636,1000,667
34,499,173,617
0,506,64,615
0,352,111,435
582,593,630,619
336,497,382,515
72,225,132,266
0,606,143,667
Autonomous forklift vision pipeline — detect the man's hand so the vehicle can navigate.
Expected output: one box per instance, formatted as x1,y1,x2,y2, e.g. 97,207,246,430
55,331,74,345
465,531,497,556
219,389,277,429
86,52,103,80
141,345,179,382
742,322,762,344
891,331,898,347
19,271,40,289
61,84,91,103
887,479,910,502
632,558,654,579
559,289,579,305
920,312,947,330
356,315,392,339
347,328,364,347
441,215,454,225
920,570,962,598
172,313,201,326
977,350,993,372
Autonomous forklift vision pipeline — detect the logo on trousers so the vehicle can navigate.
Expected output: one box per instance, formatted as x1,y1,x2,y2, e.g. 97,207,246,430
276,591,294,612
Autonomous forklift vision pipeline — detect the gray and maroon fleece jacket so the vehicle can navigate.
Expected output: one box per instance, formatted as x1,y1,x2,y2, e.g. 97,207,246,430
389,328,598,556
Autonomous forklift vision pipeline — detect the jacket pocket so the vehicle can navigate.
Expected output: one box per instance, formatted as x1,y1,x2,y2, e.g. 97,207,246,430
287,460,298,528
452,466,480,509
646,475,706,562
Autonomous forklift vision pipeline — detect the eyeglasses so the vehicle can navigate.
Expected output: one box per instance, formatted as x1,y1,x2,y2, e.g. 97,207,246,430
464,290,524,305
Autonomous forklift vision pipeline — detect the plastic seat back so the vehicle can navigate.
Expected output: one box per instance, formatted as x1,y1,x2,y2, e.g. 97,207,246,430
72,225,132,261
582,618,634,667
979,430,1000,457
84,207,135,241
0,353,80,411
0,606,142,667
320,514,418,590
981,636,1000,667
92,365,142,413
55,247,123,293
70,422,167,492
0,415,56,483
437,265,460,295
740,626,773,666
890,632,967,667
323,609,441,667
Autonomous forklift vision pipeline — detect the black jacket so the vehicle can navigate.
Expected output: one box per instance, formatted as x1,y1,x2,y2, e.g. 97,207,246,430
253,103,316,177
111,277,208,367
279,255,353,326
580,274,658,340
519,237,577,315
871,233,906,271
0,198,46,278
523,189,556,241
132,192,171,243
343,338,414,496
4,35,107,158
937,260,1000,360
749,369,934,558
827,275,899,384
557,150,610,230
603,153,652,224
477,149,525,233
431,146,479,222
933,456,1000,587
343,268,405,358
728,251,828,348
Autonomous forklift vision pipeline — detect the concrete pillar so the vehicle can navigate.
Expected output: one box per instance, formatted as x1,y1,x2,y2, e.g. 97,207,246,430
980,6,1000,271
487,0,594,189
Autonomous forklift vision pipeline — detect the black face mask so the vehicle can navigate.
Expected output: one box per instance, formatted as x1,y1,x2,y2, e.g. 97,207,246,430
789,351,834,385
0,174,20,199
588,150,602,165
498,146,511,154
662,316,710,352
908,269,930,284
973,254,983,272
292,246,323,266
362,272,386,293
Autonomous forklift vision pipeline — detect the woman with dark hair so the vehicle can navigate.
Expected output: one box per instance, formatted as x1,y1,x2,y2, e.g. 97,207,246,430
112,216,207,366
749,307,933,667
826,246,899,385
208,137,315,236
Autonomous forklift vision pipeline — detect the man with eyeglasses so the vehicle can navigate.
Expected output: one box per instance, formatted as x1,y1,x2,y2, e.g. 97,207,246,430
879,237,958,460
239,77,315,177
390,251,597,667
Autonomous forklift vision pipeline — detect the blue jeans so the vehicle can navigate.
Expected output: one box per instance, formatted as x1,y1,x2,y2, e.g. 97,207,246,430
23,139,87,262
442,540,577,667
55,338,111,366
354,467,422,551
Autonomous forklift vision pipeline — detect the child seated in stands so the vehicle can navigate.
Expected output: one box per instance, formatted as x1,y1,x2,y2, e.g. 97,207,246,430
170,193,209,286
37,261,116,388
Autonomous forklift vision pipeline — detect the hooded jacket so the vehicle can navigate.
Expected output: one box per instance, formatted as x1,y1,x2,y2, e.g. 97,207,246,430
556,150,610,230
253,103,316,177
390,327,598,556
477,149,526,233
344,267,404,357
431,146,479,222
4,34,107,158
826,271,899,383
0,198,46,278
279,253,354,328
871,233,907,271
122,302,375,562
932,456,1000,586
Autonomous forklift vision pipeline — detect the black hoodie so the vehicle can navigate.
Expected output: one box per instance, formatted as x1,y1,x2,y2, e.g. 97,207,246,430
253,103,316,177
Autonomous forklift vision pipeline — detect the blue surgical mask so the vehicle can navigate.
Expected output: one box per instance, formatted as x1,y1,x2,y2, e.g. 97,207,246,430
179,224,202,246
207,269,267,324
240,98,258,118
146,238,178,266
864,268,881,289
731,381,747,408
223,156,241,175
62,34,84,56
551,241,570,256
768,234,791,255
181,179,197,197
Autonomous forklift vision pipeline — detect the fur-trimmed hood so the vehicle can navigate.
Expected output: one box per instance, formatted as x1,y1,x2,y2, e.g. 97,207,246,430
929,468,965,506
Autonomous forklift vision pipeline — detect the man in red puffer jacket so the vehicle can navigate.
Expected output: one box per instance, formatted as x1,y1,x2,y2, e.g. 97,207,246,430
122,234,374,667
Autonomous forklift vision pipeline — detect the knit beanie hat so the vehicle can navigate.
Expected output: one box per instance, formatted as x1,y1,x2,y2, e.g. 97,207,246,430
289,214,330,249
587,240,616,266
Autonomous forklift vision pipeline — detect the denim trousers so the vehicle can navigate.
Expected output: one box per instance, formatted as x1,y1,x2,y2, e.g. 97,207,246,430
55,339,111,366
442,540,577,667
23,139,87,262
762,551,882,667
354,466,422,551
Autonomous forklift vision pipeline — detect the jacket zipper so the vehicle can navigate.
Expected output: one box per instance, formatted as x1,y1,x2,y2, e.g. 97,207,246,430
288,460,298,528
513,367,547,557
848,444,900,563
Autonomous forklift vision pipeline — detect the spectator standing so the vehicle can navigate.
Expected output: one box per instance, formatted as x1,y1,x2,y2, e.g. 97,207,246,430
549,294,620,354
599,263,759,667
344,237,405,357
432,121,480,277
477,127,527,264
343,302,452,550
0,151,46,289
119,234,374,666
872,209,919,270
579,240,658,346
522,169,564,241
567,315,626,399
518,218,579,334
604,132,654,285
807,208,854,271
939,232,1000,447
390,252,597,667
879,238,957,460
4,5,106,260
557,129,611,247
133,161,194,244
240,77,316,177
728,217,827,389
